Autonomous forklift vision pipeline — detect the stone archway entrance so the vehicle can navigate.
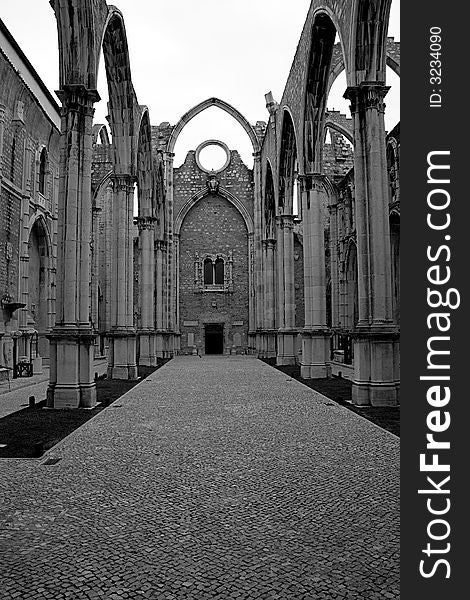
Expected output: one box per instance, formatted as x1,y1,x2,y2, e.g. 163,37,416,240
205,324,224,355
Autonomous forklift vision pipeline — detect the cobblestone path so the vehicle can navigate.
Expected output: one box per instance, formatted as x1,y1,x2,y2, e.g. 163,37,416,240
0,356,399,599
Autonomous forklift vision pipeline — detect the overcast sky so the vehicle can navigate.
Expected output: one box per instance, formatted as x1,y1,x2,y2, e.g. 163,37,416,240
1,1,399,168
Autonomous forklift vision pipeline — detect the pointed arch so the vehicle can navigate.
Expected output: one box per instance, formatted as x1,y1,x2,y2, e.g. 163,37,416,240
167,98,260,154
136,108,154,216
92,124,111,146
278,108,298,214
264,160,276,237
101,8,136,173
324,120,354,145
351,0,393,84
175,186,254,237
302,11,339,173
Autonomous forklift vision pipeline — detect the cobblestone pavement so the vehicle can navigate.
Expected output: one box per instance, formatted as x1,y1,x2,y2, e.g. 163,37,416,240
0,357,399,599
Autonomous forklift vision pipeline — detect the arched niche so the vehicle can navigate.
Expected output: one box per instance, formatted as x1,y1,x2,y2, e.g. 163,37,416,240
27,217,52,357
345,241,358,330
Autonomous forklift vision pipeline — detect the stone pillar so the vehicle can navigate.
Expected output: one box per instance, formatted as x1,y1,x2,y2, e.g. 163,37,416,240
174,233,181,354
47,86,99,408
276,214,296,365
137,217,157,366
299,174,330,379
253,152,263,353
329,202,340,329
164,152,175,355
262,238,277,357
155,239,165,358
91,204,101,358
345,83,399,406
107,174,138,380
248,233,256,348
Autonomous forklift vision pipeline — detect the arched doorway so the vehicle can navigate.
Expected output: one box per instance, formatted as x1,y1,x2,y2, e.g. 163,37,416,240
28,220,51,360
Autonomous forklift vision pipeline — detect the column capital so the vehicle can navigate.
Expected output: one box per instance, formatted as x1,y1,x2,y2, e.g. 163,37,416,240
135,215,157,231
298,173,326,193
344,83,390,115
56,85,101,114
111,173,136,193
155,239,167,251
261,238,277,248
276,214,295,230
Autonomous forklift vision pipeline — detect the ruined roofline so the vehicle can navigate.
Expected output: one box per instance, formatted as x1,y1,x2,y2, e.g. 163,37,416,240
0,18,61,126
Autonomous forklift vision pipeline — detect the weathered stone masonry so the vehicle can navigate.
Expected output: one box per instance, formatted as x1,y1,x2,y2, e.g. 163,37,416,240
0,0,400,408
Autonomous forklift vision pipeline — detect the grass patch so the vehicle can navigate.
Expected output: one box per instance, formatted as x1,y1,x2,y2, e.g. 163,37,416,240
0,361,169,459
262,359,400,437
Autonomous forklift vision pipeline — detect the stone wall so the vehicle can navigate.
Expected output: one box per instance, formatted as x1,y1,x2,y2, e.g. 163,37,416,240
179,193,249,355
0,42,60,374
174,146,253,355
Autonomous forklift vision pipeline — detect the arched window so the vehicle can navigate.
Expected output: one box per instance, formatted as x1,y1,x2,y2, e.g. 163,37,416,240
39,148,47,196
203,257,225,286
10,136,16,181
204,258,214,285
214,258,224,285
196,253,232,292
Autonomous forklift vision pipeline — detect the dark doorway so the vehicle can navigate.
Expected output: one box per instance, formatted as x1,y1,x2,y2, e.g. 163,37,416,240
205,323,224,355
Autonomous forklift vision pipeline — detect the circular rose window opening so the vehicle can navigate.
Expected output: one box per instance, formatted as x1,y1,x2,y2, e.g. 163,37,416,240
195,140,231,173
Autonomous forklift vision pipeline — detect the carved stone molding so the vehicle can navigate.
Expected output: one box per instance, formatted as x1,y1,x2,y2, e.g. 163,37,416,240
344,83,390,115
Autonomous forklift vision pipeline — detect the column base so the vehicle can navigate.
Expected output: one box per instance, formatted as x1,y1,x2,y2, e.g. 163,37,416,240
138,331,157,366
46,328,97,409
107,330,138,380
300,329,330,379
258,329,277,358
352,328,400,407
47,383,96,409
276,329,298,366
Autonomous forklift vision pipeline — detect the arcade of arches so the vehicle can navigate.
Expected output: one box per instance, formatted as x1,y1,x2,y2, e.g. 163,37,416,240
0,0,400,408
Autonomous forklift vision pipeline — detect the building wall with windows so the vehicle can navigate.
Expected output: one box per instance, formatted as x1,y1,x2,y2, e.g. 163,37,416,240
0,20,60,379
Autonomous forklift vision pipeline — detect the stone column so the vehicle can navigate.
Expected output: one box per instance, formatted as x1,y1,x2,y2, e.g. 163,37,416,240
47,86,99,408
164,152,175,355
276,214,296,365
155,239,165,358
107,174,138,380
253,152,263,353
299,174,330,378
262,238,277,357
137,217,157,366
329,202,340,329
91,204,101,358
248,233,256,348
174,233,181,354
344,83,399,406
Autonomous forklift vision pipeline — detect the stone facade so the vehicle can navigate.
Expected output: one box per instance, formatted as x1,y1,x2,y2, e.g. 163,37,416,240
0,20,59,381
